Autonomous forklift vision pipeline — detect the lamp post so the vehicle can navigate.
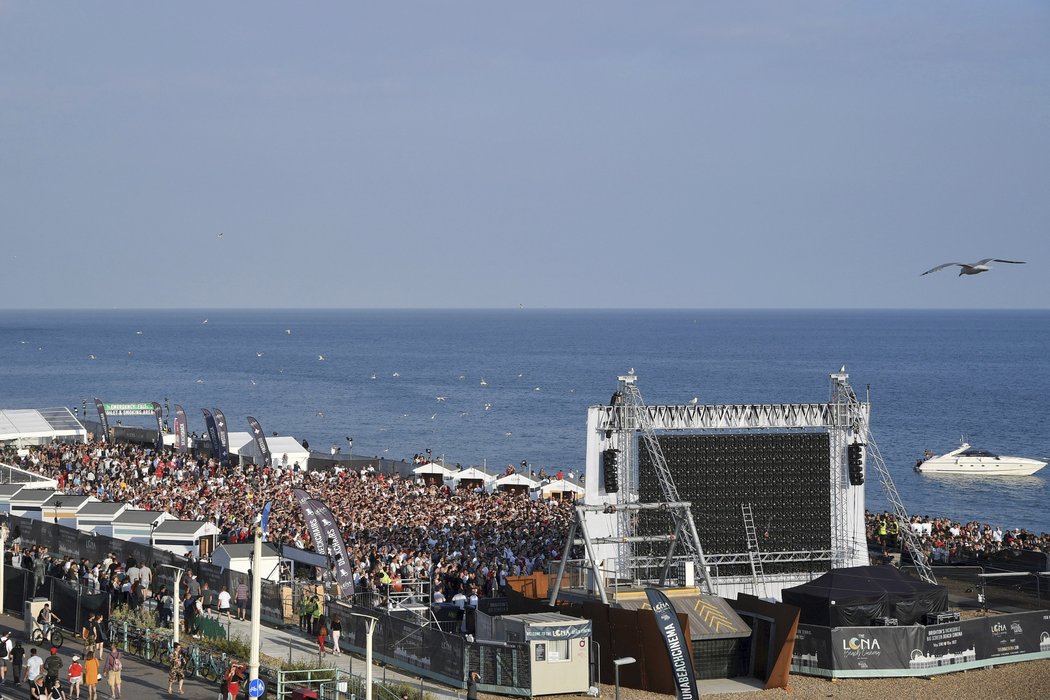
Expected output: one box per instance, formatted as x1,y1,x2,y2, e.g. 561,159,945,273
349,612,378,700
249,523,263,683
0,520,8,612
160,565,184,644
613,657,636,700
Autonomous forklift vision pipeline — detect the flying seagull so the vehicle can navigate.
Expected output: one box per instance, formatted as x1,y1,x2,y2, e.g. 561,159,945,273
921,258,1026,276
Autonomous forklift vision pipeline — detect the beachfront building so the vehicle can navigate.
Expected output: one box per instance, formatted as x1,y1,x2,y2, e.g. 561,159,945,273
111,508,171,545
212,542,283,582
150,518,220,559
74,501,131,536
40,492,95,528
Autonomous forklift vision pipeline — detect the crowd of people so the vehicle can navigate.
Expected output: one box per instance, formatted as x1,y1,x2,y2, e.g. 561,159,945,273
865,510,1050,564
1,440,576,607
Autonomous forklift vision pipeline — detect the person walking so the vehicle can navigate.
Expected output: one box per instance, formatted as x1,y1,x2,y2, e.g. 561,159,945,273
67,654,83,699
24,646,44,685
12,640,26,685
101,647,122,699
167,641,186,695
316,615,328,657
0,630,13,684
330,614,342,655
234,581,249,621
43,647,63,687
467,671,480,700
83,651,99,700
217,585,232,624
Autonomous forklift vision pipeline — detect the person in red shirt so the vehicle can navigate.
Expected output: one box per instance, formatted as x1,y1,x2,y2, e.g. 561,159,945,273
67,654,84,699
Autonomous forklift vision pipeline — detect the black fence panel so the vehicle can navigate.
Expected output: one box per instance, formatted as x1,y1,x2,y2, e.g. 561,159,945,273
3,566,29,615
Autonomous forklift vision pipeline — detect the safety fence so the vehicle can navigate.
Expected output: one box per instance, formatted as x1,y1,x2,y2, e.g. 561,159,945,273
328,600,532,697
5,514,289,625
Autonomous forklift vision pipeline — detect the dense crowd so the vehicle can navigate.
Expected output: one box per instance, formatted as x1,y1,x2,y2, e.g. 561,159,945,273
865,510,1050,564
1,441,576,603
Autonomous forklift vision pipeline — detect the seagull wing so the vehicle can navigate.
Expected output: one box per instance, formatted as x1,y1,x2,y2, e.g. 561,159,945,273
988,259,1026,265
920,262,965,276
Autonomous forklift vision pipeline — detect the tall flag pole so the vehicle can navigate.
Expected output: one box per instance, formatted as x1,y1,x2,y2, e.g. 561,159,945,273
293,489,355,596
174,405,189,453
93,398,110,443
246,416,272,467
645,589,700,700
213,408,231,465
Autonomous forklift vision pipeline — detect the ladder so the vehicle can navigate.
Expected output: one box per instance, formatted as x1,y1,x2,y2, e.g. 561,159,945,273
741,504,768,598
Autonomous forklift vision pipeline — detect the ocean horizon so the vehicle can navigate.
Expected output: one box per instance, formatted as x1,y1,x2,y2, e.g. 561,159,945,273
2,308,1047,534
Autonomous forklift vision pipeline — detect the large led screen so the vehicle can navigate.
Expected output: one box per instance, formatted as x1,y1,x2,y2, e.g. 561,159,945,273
638,432,832,575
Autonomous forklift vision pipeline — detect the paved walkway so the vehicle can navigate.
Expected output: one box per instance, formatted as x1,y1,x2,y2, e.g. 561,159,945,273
0,613,220,700
201,614,466,700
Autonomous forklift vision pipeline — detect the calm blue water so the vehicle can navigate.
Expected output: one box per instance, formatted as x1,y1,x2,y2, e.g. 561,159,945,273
1,309,1047,533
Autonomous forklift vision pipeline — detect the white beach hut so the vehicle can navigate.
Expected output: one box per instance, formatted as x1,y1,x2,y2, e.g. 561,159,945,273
413,461,457,486
492,473,540,496
539,479,585,501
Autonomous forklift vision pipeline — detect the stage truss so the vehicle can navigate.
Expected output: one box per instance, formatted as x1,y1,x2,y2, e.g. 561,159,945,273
582,369,873,599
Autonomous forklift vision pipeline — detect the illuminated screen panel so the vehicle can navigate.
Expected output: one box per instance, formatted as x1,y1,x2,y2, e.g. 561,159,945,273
638,432,831,575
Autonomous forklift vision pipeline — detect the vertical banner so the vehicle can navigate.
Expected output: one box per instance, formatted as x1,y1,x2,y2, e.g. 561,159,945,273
246,416,272,466
151,402,164,451
213,408,230,464
93,398,110,443
174,405,189,453
293,489,354,595
645,588,700,700
201,409,221,458
260,502,272,542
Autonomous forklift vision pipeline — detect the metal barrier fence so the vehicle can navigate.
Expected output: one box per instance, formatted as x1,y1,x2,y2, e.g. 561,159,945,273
2,564,110,635
5,514,289,626
327,600,532,697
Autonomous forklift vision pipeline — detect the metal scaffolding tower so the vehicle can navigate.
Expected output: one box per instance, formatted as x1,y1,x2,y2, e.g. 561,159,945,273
610,371,716,594
830,369,936,584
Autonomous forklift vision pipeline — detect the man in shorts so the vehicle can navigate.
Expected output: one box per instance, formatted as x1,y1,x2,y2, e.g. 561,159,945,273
217,585,233,624
0,630,13,684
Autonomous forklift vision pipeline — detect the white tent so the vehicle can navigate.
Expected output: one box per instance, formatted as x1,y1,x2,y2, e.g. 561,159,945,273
239,435,309,469
539,479,585,500
412,462,458,478
451,467,495,484
493,473,540,492
0,408,86,445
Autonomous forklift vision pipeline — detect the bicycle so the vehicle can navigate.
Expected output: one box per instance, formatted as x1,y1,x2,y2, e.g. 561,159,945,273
30,622,65,648
197,649,229,682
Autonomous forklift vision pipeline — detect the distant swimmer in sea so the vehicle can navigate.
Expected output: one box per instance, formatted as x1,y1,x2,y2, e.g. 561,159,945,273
921,258,1026,276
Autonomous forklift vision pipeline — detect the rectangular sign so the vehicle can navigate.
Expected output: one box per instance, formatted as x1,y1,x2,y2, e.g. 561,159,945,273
102,402,158,416
793,610,1050,677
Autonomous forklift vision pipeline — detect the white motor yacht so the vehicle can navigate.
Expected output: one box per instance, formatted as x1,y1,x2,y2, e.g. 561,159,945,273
915,442,1046,476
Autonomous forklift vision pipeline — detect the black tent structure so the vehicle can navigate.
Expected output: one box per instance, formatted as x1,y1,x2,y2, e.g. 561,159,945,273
781,565,949,627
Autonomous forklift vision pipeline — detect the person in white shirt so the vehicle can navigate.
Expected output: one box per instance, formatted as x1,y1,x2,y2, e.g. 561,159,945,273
24,647,44,684
0,631,12,683
217,586,232,623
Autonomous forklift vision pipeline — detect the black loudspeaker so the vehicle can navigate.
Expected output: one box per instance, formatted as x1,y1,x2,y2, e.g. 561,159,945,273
602,448,620,493
848,442,865,486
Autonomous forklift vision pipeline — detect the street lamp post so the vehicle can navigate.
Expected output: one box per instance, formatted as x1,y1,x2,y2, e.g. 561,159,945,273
160,565,185,644
349,612,378,700
0,520,8,612
613,657,636,700
249,524,263,683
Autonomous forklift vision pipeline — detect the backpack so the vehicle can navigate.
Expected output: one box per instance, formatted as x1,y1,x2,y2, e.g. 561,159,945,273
0,640,8,658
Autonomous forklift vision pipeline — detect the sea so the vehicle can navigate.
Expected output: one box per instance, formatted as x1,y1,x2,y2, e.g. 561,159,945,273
1,309,1047,534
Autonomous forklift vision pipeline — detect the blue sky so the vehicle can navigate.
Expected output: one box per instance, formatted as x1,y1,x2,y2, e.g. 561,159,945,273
2,2,1047,309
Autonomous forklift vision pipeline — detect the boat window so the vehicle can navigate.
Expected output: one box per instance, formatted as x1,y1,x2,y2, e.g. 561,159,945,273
959,448,998,457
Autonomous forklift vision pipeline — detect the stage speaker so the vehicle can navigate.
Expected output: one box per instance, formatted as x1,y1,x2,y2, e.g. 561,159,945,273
848,442,865,485
603,448,620,493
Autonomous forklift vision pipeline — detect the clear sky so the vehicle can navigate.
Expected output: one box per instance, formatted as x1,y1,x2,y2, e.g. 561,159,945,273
2,2,1047,309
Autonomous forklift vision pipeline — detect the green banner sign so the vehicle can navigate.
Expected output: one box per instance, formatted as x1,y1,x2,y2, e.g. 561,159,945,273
102,402,157,416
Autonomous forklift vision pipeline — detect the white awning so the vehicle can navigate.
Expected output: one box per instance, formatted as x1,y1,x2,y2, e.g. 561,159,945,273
0,408,87,444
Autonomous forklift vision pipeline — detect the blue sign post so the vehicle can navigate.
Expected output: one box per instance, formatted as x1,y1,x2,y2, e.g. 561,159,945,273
248,678,266,698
